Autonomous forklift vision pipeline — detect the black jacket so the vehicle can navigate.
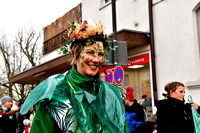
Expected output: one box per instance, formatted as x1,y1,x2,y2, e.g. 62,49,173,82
125,99,145,122
134,121,155,133
16,111,25,133
0,107,17,133
156,97,200,133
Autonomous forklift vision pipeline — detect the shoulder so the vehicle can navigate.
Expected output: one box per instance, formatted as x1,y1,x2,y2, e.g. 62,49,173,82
21,71,71,115
155,99,167,109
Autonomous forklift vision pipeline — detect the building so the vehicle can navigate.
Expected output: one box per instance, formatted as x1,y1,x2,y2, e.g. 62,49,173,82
9,0,200,117
82,0,200,111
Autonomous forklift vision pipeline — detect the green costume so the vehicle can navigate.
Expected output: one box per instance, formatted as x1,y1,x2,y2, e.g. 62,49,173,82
20,66,129,133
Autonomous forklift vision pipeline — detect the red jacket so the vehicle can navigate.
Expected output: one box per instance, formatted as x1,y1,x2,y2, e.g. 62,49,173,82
24,125,31,133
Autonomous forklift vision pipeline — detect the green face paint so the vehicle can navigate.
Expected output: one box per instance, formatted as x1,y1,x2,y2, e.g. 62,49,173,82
81,62,84,68
86,58,90,62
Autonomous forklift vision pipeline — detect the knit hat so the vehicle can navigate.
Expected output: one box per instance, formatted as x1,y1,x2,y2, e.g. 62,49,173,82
23,119,31,126
1,96,12,105
126,87,134,100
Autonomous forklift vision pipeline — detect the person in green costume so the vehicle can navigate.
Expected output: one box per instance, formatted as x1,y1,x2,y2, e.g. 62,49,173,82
20,19,130,133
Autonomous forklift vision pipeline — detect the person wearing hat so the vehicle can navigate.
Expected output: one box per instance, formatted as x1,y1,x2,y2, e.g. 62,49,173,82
23,119,31,133
0,96,17,133
20,19,130,133
125,87,146,133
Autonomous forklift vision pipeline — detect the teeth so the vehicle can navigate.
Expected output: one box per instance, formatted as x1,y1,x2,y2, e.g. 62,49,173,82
90,66,97,69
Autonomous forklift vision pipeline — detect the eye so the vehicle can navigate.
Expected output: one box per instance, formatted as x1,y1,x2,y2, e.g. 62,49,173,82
98,53,105,57
86,51,94,54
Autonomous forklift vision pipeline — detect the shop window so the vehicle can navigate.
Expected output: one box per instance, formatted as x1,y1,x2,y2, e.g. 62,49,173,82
119,74,129,88
124,53,153,118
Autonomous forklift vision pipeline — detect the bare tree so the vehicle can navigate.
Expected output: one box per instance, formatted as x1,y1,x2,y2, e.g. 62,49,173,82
0,27,42,102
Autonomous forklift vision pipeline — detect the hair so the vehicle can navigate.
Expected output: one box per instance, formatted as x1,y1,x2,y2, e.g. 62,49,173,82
70,43,85,65
165,81,184,96
61,20,109,65
162,82,172,98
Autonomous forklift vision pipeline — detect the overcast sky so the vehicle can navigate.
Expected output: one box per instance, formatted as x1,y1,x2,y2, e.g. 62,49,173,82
0,0,82,39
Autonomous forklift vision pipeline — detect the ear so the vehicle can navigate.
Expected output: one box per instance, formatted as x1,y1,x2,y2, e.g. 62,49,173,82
72,51,76,57
169,89,174,96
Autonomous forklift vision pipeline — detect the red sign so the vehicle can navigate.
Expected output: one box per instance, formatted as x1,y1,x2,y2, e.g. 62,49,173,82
113,66,124,85
126,53,149,68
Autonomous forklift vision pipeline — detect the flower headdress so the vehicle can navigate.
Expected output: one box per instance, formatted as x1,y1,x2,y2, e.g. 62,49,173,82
58,19,116,55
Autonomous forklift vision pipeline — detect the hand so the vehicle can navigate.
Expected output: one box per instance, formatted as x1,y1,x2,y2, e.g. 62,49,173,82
190,102,199,110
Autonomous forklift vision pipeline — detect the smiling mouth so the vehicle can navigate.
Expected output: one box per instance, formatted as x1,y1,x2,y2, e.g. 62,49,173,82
90,65,98,70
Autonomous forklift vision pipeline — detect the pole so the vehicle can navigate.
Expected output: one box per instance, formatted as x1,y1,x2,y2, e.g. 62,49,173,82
111,0,118,67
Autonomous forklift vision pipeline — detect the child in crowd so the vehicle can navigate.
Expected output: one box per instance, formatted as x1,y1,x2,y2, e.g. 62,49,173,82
23,119,31,133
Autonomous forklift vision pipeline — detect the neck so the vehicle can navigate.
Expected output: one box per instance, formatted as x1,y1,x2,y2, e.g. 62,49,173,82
1,105,8,109
127,100,134,106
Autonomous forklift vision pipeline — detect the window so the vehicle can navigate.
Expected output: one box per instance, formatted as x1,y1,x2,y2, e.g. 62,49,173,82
100,0,112,9
105,0,111,3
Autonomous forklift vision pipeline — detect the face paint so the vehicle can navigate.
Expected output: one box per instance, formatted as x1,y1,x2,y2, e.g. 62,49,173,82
76,41,105,77
170,86,185,101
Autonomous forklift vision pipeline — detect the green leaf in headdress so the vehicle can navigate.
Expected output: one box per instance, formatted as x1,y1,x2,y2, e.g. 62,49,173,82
71,21,76,29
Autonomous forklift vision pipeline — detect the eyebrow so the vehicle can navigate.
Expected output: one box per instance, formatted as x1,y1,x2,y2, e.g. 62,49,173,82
85,49,105,53
85,49,94,51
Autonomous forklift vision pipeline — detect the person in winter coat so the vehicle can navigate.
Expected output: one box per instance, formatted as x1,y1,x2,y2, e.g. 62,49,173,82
125,87,145,133
156,81,200,133
0,96,17,133
23,119,31,133
20,19,130,133
16,102,24,133
155,83,170,110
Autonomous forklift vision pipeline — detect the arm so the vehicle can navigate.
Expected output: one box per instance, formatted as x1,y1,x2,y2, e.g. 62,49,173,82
30,102,61,133
0,110,16,117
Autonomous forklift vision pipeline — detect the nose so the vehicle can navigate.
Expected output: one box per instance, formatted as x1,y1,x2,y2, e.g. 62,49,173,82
92,57,100,63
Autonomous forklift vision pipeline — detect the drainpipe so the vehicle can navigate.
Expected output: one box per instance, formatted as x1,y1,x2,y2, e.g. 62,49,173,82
148,0,158,102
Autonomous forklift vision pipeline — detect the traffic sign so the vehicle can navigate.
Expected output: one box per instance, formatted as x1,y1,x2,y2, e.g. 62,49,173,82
113,66,124,85
104,69,113,83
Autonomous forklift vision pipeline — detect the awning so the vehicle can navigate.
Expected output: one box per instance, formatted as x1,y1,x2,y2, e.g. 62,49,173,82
9,54,72,84
108,29,149,49
9,29,149,84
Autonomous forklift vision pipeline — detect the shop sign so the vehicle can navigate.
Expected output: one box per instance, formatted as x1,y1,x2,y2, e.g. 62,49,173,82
127,53,149,67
